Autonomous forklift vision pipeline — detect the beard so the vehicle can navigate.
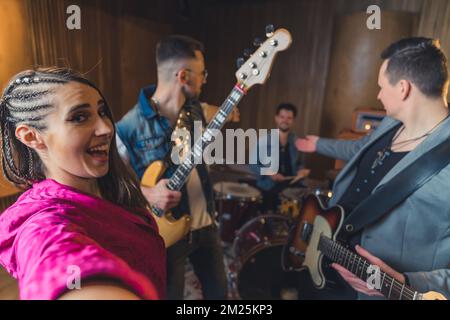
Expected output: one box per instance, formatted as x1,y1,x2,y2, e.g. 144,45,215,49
278,124,291,133
182,86,200,100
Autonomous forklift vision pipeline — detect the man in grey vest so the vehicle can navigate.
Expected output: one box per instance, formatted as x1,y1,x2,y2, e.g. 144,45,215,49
297,37,450,299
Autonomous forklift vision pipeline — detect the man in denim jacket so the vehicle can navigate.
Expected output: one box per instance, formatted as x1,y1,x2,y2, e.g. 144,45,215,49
116,35,227,300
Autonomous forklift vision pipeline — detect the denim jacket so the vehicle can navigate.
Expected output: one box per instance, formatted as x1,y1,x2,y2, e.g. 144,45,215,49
116,85,215,219
250,131,302,191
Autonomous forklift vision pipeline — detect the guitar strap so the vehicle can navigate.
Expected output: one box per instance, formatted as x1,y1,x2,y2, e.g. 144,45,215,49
340,138,450,239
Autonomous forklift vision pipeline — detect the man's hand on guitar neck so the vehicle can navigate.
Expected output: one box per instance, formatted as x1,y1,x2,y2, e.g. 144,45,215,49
331,245,406,297
141,179,182,211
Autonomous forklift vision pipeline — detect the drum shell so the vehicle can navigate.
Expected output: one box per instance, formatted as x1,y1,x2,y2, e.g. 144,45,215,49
215,197,260,243
214,182,262,243
229,215,294,299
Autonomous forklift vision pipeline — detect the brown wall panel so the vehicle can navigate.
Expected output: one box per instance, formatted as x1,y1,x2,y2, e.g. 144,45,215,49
181,0,335,140
321,11,418,139
0,0,34,92
0,0,33,196
3,0,450,180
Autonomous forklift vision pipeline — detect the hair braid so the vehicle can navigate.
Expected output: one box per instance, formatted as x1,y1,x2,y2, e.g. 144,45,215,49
1,67,151,214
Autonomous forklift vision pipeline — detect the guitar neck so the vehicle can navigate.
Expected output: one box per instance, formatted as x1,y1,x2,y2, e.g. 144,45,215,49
167,84,245,191
318,235,422,300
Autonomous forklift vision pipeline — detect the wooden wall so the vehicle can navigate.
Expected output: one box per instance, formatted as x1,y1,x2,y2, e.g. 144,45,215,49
1,0,449,178
321,11,419,139
0,0,33,93
24,0,180,119
0,0,33,197
334,0,450,68
177,0,336,139
173,0,450,175
12,0,450,133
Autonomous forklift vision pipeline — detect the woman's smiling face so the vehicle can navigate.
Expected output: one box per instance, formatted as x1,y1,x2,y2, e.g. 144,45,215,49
39,81,114,181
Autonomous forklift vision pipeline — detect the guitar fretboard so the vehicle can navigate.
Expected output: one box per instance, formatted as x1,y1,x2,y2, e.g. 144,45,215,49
151,85,245,217
167,85,245,192
319,235,422,300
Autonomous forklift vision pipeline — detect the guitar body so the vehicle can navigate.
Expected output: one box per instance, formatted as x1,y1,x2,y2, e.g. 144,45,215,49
284,195,344,288
285,195,448,300
141,160,191,248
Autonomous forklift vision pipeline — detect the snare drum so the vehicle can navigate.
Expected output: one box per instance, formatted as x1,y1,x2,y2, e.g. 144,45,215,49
214,182,262,243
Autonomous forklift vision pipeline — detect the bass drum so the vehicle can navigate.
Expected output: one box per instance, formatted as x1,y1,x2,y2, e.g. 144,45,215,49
229,214,318,300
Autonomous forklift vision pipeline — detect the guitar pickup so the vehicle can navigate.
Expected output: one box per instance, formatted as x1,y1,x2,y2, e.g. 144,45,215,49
300,222,313,242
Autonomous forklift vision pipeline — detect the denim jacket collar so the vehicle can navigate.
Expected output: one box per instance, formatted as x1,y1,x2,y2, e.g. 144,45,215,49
138,85,159,119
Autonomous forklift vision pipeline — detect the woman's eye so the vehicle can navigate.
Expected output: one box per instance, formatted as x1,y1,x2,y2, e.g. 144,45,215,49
99,106,108,117
69,113,89,123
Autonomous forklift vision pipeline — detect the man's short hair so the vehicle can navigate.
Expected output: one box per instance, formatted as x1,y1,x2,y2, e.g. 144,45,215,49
276,103,297,117
381,37,449,98
156,35,204,66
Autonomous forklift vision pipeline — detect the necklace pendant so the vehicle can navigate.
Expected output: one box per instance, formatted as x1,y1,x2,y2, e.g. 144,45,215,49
371,149,390,170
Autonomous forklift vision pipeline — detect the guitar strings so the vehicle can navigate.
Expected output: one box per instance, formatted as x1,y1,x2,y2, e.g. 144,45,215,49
169,90,243,190
169,36,279,189
336,242,416,300
321,236,417,300
330,239,416,300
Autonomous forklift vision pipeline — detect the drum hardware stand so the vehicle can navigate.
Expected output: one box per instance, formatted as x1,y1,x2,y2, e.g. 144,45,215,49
227,262,242,300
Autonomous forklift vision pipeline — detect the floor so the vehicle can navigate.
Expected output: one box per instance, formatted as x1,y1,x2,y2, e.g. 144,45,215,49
0,267,19,300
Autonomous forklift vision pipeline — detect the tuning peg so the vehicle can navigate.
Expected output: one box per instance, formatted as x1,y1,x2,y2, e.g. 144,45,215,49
243,48,253,58
253,37,263,47
236,57,245,69
265,24,275,37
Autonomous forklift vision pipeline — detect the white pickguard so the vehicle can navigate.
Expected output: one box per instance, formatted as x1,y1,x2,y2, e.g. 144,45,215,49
303,215,333,289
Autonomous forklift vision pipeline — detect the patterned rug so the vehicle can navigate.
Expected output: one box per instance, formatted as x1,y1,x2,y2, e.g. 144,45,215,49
183,243,235,300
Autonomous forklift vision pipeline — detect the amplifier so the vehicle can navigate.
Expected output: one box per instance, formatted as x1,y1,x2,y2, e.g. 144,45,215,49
352,108,386,133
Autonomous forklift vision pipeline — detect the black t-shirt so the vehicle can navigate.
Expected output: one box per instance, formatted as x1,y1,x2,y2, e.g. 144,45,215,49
279,142,294,176
338,124,408,245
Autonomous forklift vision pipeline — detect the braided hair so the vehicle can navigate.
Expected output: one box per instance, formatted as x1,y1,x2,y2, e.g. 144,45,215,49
0,67,149,211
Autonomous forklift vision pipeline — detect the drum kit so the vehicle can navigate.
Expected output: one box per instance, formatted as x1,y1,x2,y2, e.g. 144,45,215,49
213,181,262,243
211,164,333,299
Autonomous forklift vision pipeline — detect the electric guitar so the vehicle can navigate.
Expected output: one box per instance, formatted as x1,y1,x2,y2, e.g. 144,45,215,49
141,27,292,247
283,194,447,300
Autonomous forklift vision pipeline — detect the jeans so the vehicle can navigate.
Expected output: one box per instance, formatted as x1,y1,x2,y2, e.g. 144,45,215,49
166,224,228,300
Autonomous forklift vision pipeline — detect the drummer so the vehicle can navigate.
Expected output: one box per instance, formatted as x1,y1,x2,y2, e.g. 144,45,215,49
249,103,311,211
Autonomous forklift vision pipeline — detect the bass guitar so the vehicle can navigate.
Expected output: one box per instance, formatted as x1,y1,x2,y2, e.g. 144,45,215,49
142,27,292,247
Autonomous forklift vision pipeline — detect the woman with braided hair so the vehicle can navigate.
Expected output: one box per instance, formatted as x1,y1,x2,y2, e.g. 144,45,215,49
0,68,166,299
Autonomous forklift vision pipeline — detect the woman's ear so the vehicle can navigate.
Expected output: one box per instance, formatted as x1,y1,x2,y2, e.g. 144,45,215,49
15,125,46,150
